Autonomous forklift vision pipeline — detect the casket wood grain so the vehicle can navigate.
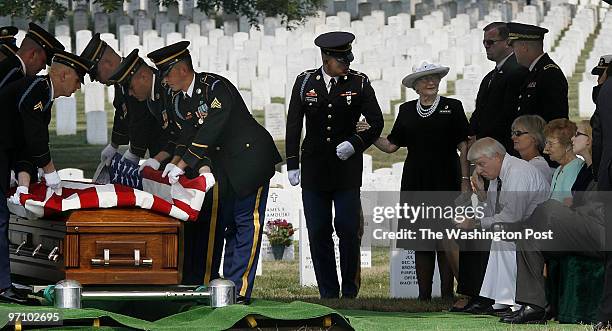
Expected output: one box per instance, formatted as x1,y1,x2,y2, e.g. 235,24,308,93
9,209,183,285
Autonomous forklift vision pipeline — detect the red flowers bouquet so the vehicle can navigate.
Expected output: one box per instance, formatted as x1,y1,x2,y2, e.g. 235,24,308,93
264,219,295,247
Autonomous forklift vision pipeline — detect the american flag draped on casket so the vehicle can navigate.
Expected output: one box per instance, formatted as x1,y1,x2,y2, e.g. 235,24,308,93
7,154,208,221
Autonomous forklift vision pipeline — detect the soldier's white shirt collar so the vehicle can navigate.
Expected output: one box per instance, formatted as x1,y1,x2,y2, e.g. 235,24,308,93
48,76,54,100
184,73,195,98
150,73,156,101
529,53,546,72
321,66,337,90
16,54,26,74
496,52,513,70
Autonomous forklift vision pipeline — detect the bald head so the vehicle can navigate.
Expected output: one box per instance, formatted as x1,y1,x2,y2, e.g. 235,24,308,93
48,62,81,98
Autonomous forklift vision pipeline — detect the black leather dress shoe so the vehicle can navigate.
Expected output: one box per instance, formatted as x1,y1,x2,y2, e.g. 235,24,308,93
593,321,612,330
236,295,251,305
489,307,512,317
500,305,546,324
449,297,475,312
464,301,494,315
0,286,31,304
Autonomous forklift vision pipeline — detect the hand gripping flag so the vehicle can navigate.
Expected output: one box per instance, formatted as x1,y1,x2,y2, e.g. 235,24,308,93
7,154,209,221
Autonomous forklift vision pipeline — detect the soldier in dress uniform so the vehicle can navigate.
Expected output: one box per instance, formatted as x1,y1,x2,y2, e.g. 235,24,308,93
0,23,64,90
285,32,384,298
146,42,282,301
80,34,166,169
0,26,18,54
0,50,92,304
106,49,181,169
107,49,219,287
508,22,568,122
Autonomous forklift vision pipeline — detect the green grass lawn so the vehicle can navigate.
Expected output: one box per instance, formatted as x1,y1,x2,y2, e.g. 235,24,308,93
253,245,591,330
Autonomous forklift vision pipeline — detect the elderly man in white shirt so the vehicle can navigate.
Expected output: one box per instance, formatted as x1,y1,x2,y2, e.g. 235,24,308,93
457,137,549,315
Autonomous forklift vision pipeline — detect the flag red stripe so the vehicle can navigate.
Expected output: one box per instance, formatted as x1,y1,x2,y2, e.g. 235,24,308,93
172,199,198,222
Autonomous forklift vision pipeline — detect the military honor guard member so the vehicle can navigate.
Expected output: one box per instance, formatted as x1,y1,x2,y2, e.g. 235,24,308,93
0,26,18,54
0,50,92,304
106,49,181,169
285,31,384,298
80,33,166,169
0,23,64,89
145,41,282,300
508,22,568,122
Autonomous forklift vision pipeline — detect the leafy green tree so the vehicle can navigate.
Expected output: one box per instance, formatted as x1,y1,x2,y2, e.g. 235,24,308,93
0,0,323,28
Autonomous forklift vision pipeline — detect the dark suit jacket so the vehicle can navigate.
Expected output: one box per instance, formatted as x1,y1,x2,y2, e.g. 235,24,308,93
595,77,612,190
516,53,569,122
470,54,528,151
286,68,384,191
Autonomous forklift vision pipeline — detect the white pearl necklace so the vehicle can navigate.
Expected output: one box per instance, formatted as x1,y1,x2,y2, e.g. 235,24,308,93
416,95,441,118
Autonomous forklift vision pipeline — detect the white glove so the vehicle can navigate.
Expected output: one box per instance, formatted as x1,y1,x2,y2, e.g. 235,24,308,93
43,171,61,190
9,186,28,205
162,163,176,178
168,166,185,185
139,158,161,172
336,141,355,160
101,144,118,166
288,169,300,186
121,149,140,164
199,172,216,192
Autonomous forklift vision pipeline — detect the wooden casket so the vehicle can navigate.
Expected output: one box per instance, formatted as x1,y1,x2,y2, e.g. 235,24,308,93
8,209,183,285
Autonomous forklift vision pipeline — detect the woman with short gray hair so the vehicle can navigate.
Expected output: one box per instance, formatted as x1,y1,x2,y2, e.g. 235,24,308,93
511,115,553,183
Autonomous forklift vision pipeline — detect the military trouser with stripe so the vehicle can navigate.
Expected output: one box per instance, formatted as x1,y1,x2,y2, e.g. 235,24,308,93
222,183,269,299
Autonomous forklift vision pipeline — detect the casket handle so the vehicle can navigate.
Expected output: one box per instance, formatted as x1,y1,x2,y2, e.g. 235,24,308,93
90,249,153,267
14,240,26,255
32,244,42,257
48,246,59,261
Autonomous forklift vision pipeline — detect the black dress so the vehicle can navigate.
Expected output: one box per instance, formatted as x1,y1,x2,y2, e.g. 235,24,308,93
388,96,470,250
388,96,471,191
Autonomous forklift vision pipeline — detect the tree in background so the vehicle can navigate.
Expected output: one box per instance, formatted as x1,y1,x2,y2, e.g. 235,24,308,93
0,0,324,28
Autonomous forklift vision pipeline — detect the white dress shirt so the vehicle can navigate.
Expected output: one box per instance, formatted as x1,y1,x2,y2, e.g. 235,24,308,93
480,154,550,229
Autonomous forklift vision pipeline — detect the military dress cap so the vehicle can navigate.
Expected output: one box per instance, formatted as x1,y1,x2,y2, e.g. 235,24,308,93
314,31,355,63
507,22,548,42
26,23,65,65
147,41,191,77
0,26,18,46
80,33,109,81
52,50,94,83
107,48,146,88
591,54,612,76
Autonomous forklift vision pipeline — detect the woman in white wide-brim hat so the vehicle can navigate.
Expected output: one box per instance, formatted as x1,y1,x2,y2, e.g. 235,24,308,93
359,61,471,300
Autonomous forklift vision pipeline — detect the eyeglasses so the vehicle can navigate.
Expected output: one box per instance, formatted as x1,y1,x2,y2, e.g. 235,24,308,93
544,140,561,147
483,39,505,47
511,130,529,137
574,131,588,138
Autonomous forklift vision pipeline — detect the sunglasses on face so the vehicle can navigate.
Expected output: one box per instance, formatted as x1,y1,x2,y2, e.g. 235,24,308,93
574,131,588,138
511,130,529,137
483,39,505,47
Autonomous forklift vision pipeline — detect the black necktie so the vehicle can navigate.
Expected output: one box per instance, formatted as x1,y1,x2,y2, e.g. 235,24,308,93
329,78,336,92
488,68,498,88
495,178,503,213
